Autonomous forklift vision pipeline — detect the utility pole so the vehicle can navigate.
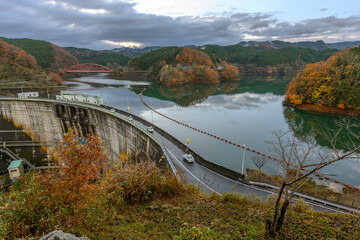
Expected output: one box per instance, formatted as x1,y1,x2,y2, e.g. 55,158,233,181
242,145,246,175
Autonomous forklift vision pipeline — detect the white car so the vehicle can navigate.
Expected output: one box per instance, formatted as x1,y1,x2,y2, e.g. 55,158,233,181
182,154,194,163
110,109,115,113
147,126,154,133
128,116,133,121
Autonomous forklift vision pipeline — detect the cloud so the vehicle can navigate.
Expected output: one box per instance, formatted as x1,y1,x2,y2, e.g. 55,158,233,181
0,0,359,49
196,93,281,110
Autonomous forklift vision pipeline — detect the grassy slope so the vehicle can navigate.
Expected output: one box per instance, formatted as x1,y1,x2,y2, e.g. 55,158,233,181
1,156,359,239
75,192,360,240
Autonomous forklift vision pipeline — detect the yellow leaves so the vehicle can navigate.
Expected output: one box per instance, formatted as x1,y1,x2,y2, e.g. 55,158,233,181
288,95,303,105
286,48,360,108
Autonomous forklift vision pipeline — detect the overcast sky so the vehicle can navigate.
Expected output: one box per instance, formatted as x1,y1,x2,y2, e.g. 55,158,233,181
1,0,360,50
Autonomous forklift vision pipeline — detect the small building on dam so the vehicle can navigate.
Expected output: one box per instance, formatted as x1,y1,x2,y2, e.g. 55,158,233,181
0,98,175,177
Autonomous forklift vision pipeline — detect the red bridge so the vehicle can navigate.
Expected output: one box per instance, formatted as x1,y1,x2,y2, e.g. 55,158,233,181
65,63,113,73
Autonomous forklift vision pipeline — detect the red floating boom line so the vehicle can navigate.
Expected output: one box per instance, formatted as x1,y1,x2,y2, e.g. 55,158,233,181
139,88,360,192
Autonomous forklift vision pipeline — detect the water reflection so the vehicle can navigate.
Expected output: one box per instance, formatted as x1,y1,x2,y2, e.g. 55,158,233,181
131,77,288,107
63,74,360,186
283,106,360,151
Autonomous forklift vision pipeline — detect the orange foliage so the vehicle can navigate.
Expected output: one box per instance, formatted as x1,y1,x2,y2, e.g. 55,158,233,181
48,72,63,85
219,62,239,81
0,39,38,68
286,47,360,109
159,64,185,84
157,48,240,85
57,69,65,76
175,48,213,66
338,103,345,109
43,129,107,207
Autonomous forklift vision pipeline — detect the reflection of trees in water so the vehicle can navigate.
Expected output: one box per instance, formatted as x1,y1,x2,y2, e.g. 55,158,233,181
158,84,218,106
136,77,289,107
219,81,238,94
283,106,360,151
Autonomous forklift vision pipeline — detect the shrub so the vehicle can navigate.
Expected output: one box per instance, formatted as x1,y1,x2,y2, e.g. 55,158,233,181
103,160,189,205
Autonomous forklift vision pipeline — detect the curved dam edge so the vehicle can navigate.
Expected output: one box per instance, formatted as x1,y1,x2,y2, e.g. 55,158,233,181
100,105,245,182
0,97,177,176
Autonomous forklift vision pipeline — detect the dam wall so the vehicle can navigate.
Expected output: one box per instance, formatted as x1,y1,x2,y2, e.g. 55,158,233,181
0,98,175,173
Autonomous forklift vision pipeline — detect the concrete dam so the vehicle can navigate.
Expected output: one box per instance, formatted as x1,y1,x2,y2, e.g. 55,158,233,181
0,98,176,174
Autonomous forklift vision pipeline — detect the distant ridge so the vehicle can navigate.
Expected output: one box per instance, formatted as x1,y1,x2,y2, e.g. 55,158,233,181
111,46,162,58
237,40,360,51
329,41,360,50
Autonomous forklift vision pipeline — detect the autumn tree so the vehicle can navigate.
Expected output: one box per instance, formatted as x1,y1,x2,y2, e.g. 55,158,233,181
0,129,108,237
48,72,63,85
175,48,213,66
219,62,240,81
286,47,360,109
50,128,108,202
266,118,360,237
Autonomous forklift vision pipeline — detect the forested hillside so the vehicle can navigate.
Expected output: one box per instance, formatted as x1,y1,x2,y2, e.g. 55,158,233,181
130,45,338,76
1,37,78,71
286,46,360,110
64,47,130,67
129,47,182,70
130,47,239,85
0,39,60,85
200,45,337,66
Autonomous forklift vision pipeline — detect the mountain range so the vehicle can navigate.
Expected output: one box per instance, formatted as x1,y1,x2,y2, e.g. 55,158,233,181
236,40,360,51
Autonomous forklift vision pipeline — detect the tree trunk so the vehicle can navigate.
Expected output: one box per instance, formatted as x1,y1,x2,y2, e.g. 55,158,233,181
266,182,286,237
275,198,290,233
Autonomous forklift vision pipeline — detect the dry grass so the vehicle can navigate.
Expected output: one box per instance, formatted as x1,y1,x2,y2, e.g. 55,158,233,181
245,169,360,208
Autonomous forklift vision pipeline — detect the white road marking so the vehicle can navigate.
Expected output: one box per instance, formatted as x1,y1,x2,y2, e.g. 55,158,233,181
134,116,347,213
166,147,221,196
201,165,347,213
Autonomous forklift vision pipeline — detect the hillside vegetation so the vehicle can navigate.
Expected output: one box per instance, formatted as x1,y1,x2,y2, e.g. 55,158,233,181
1,37,78,71
0,39,46,84
130,45,338,77
286,46,360,110
237,40,360,50
201,45,337,66
1,129,359,239
0,40,64,86
64,47,131,67
129,46,182,70
131,47,239,85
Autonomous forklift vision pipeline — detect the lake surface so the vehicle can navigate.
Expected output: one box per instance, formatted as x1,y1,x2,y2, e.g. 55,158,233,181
63,73,360,187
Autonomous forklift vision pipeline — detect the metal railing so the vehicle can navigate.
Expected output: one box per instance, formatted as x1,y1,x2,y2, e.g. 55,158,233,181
0,97,177,177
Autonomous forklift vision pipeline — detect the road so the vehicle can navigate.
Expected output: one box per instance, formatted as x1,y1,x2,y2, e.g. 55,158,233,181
110,108,360,214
